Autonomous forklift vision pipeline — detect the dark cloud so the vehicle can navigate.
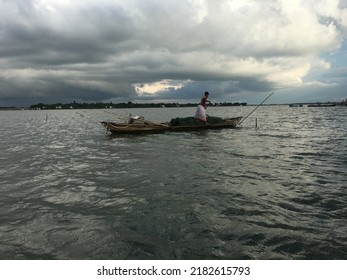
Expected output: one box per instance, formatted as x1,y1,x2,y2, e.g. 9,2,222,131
0,0,347,106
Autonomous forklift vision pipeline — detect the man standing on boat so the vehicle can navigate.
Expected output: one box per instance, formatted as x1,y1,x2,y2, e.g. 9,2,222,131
195,91,210,124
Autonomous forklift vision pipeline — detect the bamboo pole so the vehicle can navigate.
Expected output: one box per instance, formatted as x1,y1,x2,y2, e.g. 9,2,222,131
239,92,275,125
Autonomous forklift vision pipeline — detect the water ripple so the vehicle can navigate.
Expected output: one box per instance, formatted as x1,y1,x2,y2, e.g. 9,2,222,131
0,107,346,259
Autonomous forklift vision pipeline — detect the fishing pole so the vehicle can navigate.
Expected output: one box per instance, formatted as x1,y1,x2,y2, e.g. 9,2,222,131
74,111,101,123
103,110,129,120
239,91,275,125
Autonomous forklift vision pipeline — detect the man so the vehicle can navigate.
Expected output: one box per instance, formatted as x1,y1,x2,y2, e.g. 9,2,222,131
195,91,210,124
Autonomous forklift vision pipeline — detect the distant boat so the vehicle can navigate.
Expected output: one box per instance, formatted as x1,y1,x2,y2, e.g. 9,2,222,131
101,116,243,134
289,104,303,107
307,103,336,107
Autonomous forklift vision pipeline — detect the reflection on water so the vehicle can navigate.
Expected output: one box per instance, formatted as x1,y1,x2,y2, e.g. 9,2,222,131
0,106,346,259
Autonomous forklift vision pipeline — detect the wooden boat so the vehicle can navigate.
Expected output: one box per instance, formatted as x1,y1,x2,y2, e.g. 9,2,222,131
101,116,243,134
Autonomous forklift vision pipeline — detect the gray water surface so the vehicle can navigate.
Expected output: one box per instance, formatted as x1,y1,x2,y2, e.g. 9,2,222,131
0,106,346,259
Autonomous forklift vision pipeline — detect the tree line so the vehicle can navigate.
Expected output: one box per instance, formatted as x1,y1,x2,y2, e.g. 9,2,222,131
29,101,248,110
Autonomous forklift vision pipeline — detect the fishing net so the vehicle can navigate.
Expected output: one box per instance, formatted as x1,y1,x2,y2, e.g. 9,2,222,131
170,116,224,126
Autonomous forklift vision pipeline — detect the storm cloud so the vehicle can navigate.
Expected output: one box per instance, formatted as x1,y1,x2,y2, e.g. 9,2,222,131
1,0,347,106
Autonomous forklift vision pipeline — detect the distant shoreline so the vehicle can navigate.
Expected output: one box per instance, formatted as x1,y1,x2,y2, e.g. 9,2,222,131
1,101,346,111
0,107,24,111
3,102,249,110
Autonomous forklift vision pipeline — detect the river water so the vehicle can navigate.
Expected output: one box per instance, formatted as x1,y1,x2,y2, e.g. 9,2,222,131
0,105,346,259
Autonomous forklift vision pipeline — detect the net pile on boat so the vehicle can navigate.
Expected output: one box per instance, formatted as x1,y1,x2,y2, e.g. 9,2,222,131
169,116,224,126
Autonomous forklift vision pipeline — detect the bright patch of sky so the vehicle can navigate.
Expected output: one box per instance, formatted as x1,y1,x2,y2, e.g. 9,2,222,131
134,80,191,95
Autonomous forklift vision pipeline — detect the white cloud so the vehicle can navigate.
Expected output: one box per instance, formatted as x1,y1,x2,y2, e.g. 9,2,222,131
304,81,336,87
134,80,190,95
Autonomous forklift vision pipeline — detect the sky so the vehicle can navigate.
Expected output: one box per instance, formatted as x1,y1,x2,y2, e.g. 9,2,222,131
1,0,347,107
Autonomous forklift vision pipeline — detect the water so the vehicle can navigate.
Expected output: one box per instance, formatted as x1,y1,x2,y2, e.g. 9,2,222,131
0,106,346,259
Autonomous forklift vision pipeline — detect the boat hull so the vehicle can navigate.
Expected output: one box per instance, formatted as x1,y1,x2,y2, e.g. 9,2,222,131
101,122,168,134
101,117,242,134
